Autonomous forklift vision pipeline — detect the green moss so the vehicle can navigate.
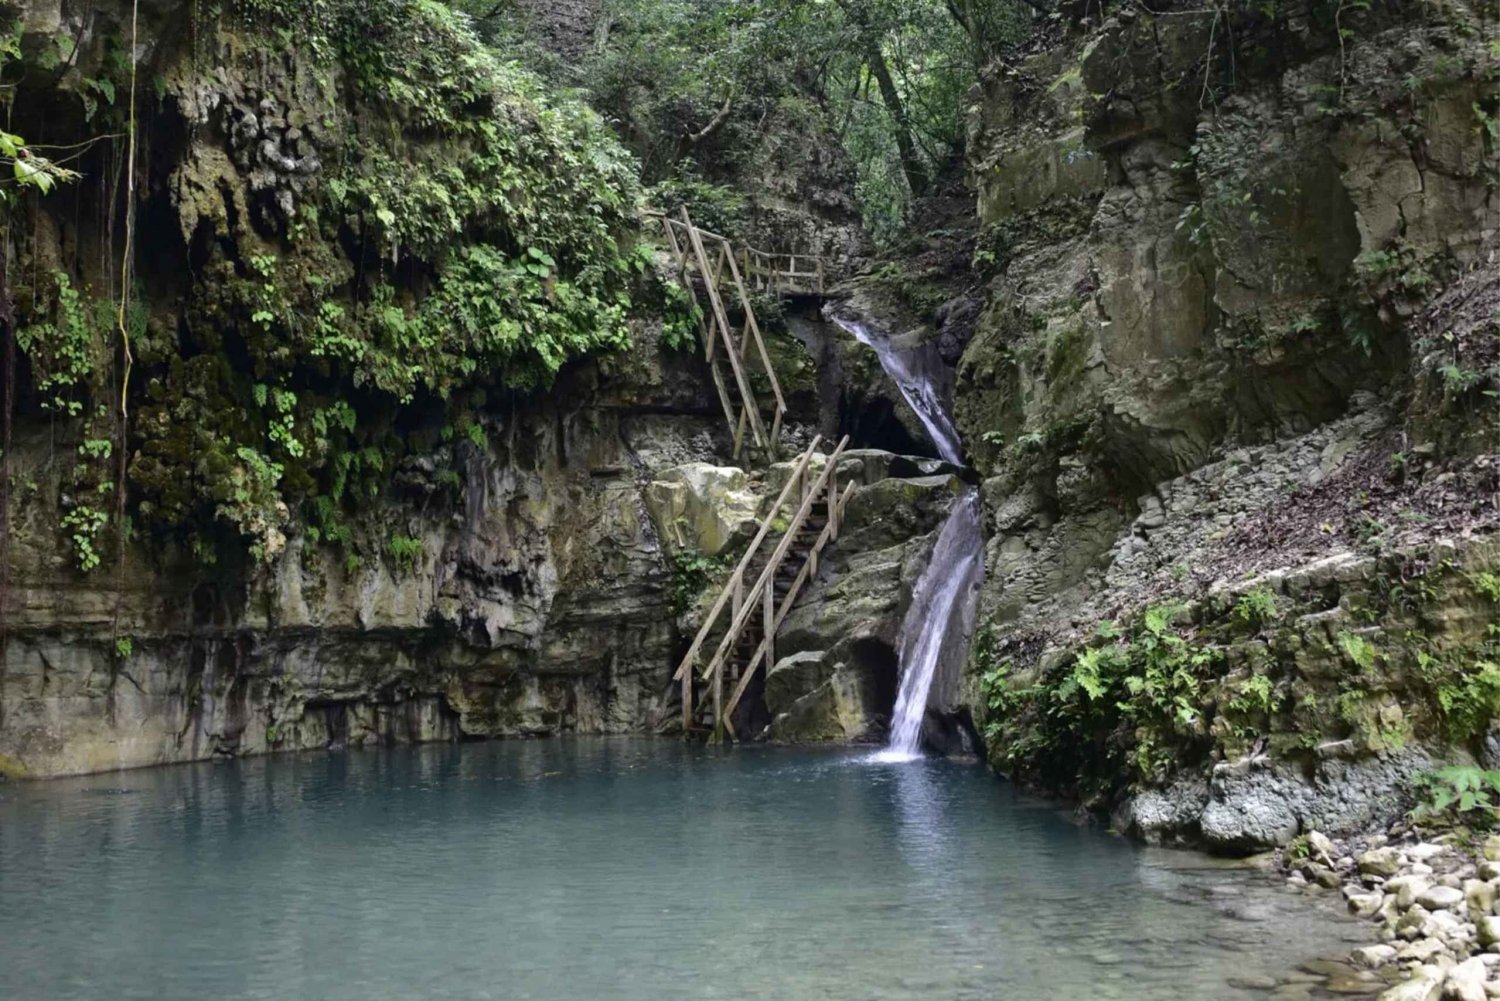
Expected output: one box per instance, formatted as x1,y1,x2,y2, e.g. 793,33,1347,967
0,754,28,780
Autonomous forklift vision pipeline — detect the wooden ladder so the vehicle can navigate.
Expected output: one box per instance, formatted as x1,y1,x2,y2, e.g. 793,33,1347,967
656,209,824,462
670,434,855,742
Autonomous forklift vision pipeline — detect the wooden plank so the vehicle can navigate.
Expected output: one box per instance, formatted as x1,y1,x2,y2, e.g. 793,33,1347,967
720,249,784,455
671,437,823,683
699,436,849,683
732,405,747,460
763,583,775,673
681,208,768,452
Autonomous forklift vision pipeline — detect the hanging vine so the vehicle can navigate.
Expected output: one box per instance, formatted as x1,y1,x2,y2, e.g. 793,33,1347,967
109,0,141,678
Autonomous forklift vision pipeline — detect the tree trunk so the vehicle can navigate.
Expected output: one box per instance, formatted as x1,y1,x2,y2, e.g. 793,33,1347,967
863,33,927,197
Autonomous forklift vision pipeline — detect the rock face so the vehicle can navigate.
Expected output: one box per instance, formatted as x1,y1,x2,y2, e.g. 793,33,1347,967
1,354,735,777
962,0,1500,848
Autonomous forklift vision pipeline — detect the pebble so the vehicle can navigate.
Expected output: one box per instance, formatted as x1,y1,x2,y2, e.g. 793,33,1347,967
1227,974,1279,989
1417,886,1466,911
1353,944,1398,968
1446,956,1487,1001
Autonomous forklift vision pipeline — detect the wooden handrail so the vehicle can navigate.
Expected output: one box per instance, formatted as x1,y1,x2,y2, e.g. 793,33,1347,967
722,475,856,722
644,209,835,296
680,208,770,455
673,437,824,686
696,436,852,738
701,435,849,682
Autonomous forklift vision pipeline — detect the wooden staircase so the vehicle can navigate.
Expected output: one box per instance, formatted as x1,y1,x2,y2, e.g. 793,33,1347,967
653,209,832,462
670,434,855,742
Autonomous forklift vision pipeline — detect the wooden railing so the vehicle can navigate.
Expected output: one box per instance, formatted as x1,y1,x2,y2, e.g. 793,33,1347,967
672,434,856,741
741,247,827,295
655,209,787,461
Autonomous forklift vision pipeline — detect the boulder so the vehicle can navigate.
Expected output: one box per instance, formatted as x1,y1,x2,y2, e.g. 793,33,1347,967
1352,944,1397,968
1377,965,1444,1001
763,651,833,718
1419,886,1468,911
645,463,763,557
1447,958,1488,1001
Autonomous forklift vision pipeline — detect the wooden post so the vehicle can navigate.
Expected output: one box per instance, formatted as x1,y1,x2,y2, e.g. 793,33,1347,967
713,657,724,743
763,581,775,672
828,469,839,542
816,257,825,294
682,657,692,734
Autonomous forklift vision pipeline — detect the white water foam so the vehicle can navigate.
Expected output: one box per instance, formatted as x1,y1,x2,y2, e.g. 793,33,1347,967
831,314,985,761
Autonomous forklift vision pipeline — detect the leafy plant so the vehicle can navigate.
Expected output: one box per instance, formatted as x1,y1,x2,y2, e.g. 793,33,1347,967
669,548,732,616
387,535,423,575
1472,571,1500,603
1411,766,1500,826
1235,588,1279,627
1338,631,1379,671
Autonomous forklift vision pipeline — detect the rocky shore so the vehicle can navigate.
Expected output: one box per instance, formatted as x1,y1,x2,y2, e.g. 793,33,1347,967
1278,828,1500,1000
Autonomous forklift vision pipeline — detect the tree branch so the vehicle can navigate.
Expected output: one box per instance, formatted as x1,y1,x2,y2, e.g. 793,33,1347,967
685,86,737,144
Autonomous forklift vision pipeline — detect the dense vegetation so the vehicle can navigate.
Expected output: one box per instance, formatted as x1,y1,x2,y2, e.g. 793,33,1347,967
474,0,1035,241
2,0,663,573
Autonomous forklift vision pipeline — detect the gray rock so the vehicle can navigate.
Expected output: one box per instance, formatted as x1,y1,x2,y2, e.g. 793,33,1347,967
1361,847,1405,878
1352,944,1397,968
1418,886,1467,911
1446,957,1487,1001
1376,963,1443,1000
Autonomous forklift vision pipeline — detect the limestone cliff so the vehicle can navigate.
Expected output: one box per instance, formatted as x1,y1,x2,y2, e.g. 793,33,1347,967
959,0,1500,847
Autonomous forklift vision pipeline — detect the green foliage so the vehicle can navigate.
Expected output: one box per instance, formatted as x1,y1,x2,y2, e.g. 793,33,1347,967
1419,649,1500,743
1338,630,1379,671
987,604,1222,791
1234,588,1279,627
1229,673,1282,716
657,278,702,353
649,172,748,236
115,0,647,562
868,261,947,318
114,637,134,659
569,0,1033,242
1411,766,1500,827
60,504,109,573
386,535,423,575
0,128,80,200
16,271,106,417
1471,571,1500,603
669,548,733,616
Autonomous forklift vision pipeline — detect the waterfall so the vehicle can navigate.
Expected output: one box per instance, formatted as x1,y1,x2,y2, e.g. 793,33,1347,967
831,314,985,762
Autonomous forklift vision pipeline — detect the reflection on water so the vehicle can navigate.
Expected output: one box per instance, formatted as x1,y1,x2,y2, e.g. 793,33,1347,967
0,740,1363,1001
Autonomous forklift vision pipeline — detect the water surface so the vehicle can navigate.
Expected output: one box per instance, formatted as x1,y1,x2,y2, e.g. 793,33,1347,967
0,740,1364,1000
